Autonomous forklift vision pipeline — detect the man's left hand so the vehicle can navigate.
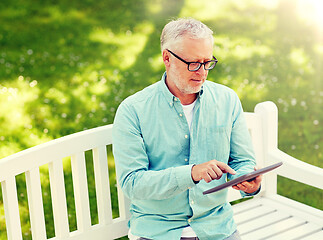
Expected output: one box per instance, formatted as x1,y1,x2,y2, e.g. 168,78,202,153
232,168,262,194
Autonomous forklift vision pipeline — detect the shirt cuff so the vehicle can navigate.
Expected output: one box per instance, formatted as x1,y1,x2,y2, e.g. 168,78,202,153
174,164,196,191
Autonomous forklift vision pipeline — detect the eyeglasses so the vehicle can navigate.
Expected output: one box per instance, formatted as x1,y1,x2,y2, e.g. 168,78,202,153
167,49,218,72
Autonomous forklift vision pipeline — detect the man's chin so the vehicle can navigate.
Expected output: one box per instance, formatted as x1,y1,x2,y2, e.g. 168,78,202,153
182,86,202,95
189,82,204,92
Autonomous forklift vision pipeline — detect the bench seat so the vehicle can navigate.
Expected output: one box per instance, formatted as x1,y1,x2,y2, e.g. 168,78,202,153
233,195,323,240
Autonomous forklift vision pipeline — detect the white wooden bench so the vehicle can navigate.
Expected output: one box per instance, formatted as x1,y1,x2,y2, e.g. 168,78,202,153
0,101,322,240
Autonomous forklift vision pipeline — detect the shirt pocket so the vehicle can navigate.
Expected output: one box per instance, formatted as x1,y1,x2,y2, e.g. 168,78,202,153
206,125,231,162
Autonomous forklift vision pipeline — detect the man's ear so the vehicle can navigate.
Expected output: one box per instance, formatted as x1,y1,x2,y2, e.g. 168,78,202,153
162,50,170,68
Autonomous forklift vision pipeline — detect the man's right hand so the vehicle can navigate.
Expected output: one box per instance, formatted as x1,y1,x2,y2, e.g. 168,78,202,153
191,160,236,183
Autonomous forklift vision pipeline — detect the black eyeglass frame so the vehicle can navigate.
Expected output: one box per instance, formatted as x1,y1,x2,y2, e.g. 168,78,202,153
167,49,218,72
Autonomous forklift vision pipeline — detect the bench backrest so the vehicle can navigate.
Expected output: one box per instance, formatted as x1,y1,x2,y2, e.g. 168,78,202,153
0,101,277,240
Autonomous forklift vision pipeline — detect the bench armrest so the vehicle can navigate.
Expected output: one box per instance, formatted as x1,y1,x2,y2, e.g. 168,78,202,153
268,149,323,190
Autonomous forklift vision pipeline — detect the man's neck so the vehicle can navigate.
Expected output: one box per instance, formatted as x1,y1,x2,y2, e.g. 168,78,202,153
179,93,197,105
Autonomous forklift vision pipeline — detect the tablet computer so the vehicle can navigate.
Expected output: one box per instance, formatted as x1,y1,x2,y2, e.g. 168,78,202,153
203,162,283,195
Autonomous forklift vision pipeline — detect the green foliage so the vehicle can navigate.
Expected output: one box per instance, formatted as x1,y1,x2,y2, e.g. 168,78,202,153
0,0,322,239
277,176,323,211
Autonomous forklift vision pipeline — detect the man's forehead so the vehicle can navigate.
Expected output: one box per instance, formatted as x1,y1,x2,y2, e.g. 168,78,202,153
174,37,214,59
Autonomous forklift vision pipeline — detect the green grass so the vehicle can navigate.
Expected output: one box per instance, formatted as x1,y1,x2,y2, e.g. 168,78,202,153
0,0,322,239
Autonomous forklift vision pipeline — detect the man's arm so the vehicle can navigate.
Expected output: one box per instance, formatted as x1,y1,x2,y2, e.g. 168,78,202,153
112,101,196,201
227,94,262,195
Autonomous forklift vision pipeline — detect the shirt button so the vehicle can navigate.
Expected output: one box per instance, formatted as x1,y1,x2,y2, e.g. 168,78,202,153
188,219,192,223
191,200,195,204
179,113,183,117
174,98,178,101
185,135,188,139
169,102,173,106
185,158,188,162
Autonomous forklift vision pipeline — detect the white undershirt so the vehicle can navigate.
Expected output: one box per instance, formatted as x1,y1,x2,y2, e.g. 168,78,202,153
181,99,197,131
128,99,198,240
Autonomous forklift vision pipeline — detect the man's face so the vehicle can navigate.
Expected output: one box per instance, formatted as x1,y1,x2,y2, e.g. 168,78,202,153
164,37,214,98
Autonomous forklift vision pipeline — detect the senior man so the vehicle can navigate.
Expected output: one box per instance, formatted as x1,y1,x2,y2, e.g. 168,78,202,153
112,18,262,240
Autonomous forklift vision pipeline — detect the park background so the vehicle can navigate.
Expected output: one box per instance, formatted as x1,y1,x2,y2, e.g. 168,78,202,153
0,0,322,239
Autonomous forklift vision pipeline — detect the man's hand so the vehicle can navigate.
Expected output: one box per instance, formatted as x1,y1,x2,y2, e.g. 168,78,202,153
232,167,262,194
191,160,236,183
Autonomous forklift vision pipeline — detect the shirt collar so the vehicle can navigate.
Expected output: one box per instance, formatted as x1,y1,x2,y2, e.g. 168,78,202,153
160,72,175,107
159,72,204,108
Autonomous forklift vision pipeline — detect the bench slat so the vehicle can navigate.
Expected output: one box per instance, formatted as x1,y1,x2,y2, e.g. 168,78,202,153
236,210,290,235
241,217,306,239
48,218,129,240
48,159,69,238
25,168,47,240
301,230,323,240
234,205,274,225
232,199,262,214
266,222,322,240
2,177,22,240
245,114,265,168
71,152,92,231
93,146,113,224
264,195,323,223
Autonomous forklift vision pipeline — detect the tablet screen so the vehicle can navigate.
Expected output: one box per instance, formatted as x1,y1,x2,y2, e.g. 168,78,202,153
203,162,283,195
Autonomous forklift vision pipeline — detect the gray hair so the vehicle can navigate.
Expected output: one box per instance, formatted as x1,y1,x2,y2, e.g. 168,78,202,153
160,18,214,52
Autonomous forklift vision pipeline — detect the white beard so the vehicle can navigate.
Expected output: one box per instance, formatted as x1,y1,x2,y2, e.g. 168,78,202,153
168,66,202,95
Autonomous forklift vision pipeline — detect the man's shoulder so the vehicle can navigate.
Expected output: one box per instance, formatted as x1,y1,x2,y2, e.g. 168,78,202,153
204,80,237,97
121,81,162,107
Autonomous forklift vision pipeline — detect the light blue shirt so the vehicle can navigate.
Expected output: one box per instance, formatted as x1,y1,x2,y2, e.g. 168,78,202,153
112,73,257,240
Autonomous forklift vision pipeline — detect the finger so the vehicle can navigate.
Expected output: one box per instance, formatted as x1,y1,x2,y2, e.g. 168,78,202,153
207,168,218,180
240,181,253,189
202,172,212,183
217,162,236,175
236,183,245,190
235,183,246,191
248,175,261,186
211,165,223,179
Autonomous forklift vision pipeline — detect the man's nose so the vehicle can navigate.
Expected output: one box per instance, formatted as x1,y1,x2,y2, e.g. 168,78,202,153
196,65,207,75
